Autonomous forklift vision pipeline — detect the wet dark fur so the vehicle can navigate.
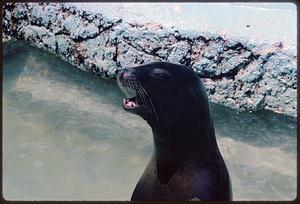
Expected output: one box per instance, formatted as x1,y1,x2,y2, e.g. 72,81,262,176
117,62,232,201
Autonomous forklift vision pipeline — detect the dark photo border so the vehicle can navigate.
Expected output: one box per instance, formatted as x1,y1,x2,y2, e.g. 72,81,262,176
0,0,299,203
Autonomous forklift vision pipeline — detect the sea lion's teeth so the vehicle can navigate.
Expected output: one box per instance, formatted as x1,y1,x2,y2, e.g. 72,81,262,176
123,99,126,104
127,101,133,107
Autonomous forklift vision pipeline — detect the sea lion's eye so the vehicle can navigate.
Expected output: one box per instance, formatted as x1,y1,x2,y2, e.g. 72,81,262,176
151,68,171,81
154,73,170,80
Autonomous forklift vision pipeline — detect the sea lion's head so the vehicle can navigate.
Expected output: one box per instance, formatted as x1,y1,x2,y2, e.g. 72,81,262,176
117,62,212,130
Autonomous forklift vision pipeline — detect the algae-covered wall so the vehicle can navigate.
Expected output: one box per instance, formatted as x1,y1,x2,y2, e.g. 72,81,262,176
2,3,297,117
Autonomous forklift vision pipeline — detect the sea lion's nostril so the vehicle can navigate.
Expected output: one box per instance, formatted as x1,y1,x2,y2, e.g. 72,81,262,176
118,68,133,80
117,69,127,80
123,71,131,79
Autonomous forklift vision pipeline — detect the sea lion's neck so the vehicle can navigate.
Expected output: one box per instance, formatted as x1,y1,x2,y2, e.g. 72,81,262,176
151,123,220,184
152,124,218,158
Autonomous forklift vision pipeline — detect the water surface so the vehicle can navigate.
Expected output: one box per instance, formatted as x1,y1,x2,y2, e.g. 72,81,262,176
3,43,296,200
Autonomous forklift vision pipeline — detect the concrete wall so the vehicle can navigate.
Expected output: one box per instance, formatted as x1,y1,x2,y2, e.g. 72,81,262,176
2,3,297,117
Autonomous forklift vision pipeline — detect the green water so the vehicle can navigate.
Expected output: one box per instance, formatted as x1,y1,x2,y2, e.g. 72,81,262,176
3,43,297,200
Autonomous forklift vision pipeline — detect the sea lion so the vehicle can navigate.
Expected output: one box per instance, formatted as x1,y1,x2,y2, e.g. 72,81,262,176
117,62,232,201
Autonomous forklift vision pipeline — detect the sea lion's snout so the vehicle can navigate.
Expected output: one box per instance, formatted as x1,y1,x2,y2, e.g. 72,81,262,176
116,62,201,125
116,69,126,81
117,68,135,83
117,68,148,114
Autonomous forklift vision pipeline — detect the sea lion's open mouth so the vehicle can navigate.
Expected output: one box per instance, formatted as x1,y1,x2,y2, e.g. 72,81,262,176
117,72,145,112
117,68,156,118
123,96,141,110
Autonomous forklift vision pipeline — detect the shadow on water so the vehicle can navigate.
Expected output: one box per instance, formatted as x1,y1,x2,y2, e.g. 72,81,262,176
3,42,297,200
4,41,122,102
211,103,296,152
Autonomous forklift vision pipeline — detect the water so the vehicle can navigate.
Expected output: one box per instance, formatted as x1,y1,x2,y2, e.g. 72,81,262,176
3,43,297,200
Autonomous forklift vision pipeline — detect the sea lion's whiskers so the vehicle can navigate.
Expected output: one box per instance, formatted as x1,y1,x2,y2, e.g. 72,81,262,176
137,86,152,115
136,86,147,108
120,84,128,98
117,78,125,95
132,83,141,101
126,83,134,98
129,82,147,110
140,86,159,123
123,85,130,98
136,85,150,114
125,83,131,97
118,76,130,98
126,83,132,97
129,83,136,98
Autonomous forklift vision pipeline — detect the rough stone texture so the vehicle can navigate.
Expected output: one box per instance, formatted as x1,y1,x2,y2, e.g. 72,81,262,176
2,3,297,117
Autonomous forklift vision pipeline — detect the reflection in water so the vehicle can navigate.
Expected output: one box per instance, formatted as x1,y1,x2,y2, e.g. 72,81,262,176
3,43,296,200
